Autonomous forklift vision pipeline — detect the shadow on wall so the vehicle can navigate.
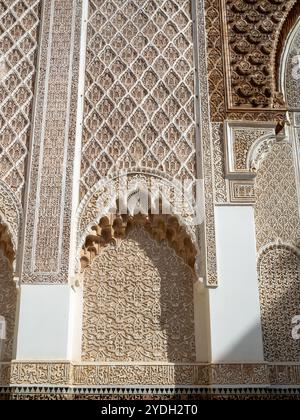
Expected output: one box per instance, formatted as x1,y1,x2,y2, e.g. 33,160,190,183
205,245,300,366
1,226,300,389
82,227,207,364
0,248,17,364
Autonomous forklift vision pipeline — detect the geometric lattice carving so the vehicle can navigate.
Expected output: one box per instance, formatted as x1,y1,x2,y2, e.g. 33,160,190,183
225,0,296,108
0,250,17,362
259,244,300,362
0,0,41,198
82,228,196,362
255,142,300,251
81,0,196,198
81,213,198,271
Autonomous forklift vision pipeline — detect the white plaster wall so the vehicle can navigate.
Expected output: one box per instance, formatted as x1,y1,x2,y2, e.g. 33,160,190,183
209,206,264,363
16,285,73,361
68,282,83,362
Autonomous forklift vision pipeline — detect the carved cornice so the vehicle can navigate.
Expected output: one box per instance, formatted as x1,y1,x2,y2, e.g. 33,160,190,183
222,0,297,112
2,386,300,399
275,2,300,90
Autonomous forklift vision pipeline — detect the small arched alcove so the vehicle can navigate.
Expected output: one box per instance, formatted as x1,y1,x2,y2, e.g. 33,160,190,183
79,212,208,365
255,15,300,363
258,243,300,362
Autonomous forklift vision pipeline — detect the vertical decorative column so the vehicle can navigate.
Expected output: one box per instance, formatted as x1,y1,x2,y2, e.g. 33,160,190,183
16,0,83,361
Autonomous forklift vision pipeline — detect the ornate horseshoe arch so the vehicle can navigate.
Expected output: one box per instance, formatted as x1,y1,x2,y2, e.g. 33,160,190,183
76,170,203,279
258,241,300,362
80,212,198,276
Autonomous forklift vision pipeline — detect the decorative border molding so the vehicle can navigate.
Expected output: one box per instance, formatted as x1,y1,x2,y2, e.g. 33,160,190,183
2,362,300,387
229,180,255,204
21,0,83,284
195,0,218,287
2,386,300,400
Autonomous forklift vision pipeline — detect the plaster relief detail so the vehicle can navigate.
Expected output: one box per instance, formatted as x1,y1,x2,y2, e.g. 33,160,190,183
82,228,196,363
258,244,300,362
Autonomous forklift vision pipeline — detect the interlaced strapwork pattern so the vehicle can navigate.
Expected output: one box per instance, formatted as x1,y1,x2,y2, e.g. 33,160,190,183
0,0,40,198
81,0,196,198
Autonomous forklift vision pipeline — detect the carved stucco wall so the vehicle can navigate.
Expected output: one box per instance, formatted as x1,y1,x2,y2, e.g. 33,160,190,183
256,142,300,362
0,250,17,362
82,228,196,363
0,0,41,200
79,0,218,287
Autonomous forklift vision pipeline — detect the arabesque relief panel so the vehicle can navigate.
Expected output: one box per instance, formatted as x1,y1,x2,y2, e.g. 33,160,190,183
82,228,196,363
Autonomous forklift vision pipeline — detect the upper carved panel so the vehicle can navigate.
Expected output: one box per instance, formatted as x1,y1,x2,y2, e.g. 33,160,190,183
0,0,41,198
224,0,296,108
81,0,196,198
